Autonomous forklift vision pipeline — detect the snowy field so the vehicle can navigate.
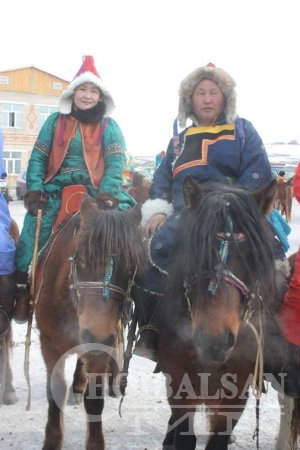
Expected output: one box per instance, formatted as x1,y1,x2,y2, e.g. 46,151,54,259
0,198,299,450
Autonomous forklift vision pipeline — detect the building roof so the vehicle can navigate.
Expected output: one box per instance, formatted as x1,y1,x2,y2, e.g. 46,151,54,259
0,66,69,83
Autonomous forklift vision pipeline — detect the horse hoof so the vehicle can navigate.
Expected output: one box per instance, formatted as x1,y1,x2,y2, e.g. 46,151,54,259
2,391,19,405
67,389,83,405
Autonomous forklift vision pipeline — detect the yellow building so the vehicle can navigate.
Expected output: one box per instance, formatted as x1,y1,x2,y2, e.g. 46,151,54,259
0,66,69,192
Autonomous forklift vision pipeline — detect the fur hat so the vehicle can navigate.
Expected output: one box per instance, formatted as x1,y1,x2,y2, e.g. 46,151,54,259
58,55,115,115
177,63,237,128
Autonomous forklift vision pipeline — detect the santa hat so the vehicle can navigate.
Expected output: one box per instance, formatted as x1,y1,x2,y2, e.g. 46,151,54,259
177,63,237,128
58,55,115,115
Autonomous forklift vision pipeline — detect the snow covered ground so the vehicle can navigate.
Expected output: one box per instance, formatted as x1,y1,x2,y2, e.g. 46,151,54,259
0,199,299,450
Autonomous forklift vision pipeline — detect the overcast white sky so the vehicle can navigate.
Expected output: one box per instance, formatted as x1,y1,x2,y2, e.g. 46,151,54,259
1,0,300,156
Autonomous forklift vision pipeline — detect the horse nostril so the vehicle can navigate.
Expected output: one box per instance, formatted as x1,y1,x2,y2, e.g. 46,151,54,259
194,327,236,364
225,329,235,349
81,329,96,343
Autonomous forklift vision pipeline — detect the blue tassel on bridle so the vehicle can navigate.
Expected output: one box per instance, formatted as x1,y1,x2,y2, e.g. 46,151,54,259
208,213,233,296
102,257,114,301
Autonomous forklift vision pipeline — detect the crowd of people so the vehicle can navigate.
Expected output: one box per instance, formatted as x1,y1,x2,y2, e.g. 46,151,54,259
0,57,299,397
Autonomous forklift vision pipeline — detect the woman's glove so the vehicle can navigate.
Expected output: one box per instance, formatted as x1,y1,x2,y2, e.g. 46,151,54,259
24,191,49,216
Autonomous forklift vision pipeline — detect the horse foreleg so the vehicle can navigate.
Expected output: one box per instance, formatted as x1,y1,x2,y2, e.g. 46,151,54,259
67,356,87,405
83,354,109,450
0,332,18,405
108,326,123,398
40,337,67,450
163,406,196,450
162,414,177,449
84,379,105,450
276,394,295,450
205,399,246,450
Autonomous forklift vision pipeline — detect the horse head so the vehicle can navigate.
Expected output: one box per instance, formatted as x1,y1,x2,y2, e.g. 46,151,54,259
70,194,145,346
167,176,277,365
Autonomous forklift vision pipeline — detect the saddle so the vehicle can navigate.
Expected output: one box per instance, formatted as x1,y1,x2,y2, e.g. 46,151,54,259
53,185,88,233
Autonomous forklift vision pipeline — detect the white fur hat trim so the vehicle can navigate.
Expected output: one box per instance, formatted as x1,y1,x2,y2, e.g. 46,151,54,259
178,64,237,128
58,72,115,115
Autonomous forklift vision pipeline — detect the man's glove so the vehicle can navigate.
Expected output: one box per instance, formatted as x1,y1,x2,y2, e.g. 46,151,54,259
24,190,48,216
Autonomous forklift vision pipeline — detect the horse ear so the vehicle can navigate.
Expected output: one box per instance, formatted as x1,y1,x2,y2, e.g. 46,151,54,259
80,195,98,226
253,179,278,214
183,175,203,210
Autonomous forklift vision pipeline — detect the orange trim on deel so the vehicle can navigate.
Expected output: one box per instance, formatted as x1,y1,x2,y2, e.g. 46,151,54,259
173,134,235,177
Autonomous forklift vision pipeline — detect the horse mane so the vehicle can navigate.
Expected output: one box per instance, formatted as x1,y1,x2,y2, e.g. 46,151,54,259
168,182,275,307
77,208,145,274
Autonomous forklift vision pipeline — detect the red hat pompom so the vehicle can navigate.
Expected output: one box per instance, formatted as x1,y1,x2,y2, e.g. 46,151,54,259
74,55,101,79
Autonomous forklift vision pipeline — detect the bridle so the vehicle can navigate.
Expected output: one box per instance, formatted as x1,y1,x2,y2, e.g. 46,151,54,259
183,227,265,403
69,254,136,312
183,230,261,323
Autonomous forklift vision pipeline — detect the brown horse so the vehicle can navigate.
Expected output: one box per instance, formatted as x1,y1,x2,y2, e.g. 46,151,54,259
275,177,294,222
35,194,145,450
0,217,19,405
157,177,300,450
127,170,151,203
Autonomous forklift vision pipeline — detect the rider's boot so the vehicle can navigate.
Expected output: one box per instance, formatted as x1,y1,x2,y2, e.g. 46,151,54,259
13,271,31,324
132,285,161,362
0,273,16,338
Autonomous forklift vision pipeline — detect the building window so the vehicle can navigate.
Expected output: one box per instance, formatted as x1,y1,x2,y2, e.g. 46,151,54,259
38,105,58,128
0,103,24,128
9,112,16,127
0,76,9,84
53,82,62,90
3,151,22,175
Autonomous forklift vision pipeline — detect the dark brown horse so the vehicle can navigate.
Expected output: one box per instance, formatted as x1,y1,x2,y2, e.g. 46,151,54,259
157,177,300,450
35,194,145,450
0,217,19,405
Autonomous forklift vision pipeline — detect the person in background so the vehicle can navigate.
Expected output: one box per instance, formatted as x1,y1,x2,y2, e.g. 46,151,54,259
0,127,9,203
14,55,135,322
263,178,291,262
155,150,166,170
122,150,135,188
279,162,300,346
278,170,286,183
133,63,273,361
0,128,16,337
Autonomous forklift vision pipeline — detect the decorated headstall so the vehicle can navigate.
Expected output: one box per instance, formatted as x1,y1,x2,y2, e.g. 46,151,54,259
183,215,261,322
69,254,135,322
